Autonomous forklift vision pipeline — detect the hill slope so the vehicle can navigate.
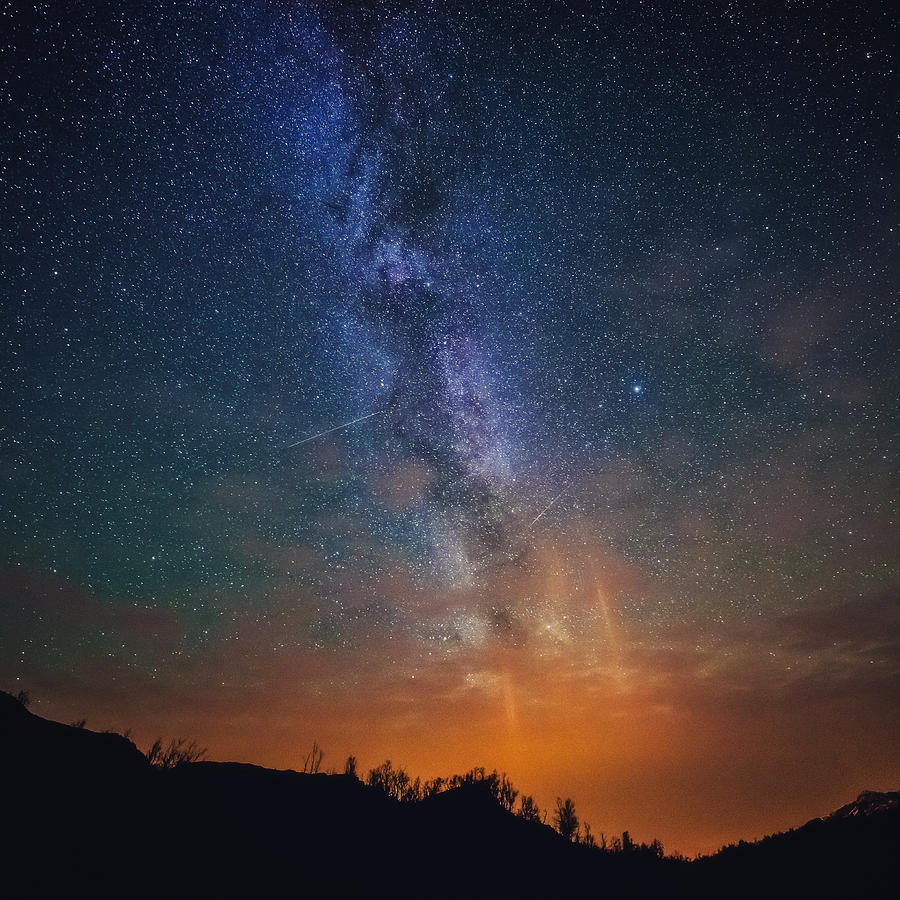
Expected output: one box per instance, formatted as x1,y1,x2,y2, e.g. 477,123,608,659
2,691,896,898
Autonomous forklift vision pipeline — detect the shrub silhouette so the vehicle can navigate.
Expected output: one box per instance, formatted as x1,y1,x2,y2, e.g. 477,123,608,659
147,737,206,769
302,740,324,773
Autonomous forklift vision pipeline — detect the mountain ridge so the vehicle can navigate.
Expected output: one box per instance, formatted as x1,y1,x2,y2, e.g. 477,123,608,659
2,690,896,898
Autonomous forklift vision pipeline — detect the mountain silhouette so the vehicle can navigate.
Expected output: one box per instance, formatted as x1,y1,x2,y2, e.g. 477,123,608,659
2,690,896,898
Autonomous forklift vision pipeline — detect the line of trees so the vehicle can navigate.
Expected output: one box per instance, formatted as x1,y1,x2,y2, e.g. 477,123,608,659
362,762,524,811
335,754,665,855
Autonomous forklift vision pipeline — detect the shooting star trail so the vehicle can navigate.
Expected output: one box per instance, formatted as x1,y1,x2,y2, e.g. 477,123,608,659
520,489,567,538
472,487,569,576
285,410,381,448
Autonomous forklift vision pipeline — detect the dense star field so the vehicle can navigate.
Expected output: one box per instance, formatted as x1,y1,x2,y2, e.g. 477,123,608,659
1,1,897,854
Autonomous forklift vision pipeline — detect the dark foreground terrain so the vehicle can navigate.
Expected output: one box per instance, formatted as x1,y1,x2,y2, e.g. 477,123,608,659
2,690,897,898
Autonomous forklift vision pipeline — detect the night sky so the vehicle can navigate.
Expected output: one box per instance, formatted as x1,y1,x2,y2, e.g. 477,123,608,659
1,1,897,855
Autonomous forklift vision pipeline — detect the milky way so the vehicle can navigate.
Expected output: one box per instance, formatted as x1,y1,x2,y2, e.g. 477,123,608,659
1,0,897,855
308,5,519,578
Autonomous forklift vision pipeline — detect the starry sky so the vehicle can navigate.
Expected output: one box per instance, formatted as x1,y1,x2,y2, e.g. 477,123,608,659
1,0,897,855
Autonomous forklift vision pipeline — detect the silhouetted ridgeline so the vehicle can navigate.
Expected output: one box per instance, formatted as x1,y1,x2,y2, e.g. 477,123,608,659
2,691,897,898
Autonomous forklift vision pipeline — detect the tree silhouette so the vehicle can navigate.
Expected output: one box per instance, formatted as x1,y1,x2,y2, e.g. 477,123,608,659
402,776,422,804
447,767,511,804
498,772,518,812
344,755,358,778
422,776,446,798
368,760,402,800
395,766,411,800
555,797,579,842
366,761,427,802
518,794,542,823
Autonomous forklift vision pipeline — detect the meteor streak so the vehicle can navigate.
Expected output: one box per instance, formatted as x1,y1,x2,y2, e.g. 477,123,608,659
520,488,567,537
285,410,381,448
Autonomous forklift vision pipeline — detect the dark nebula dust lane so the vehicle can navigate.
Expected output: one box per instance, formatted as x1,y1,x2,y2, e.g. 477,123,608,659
308,6,523,576
0,0,897,856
